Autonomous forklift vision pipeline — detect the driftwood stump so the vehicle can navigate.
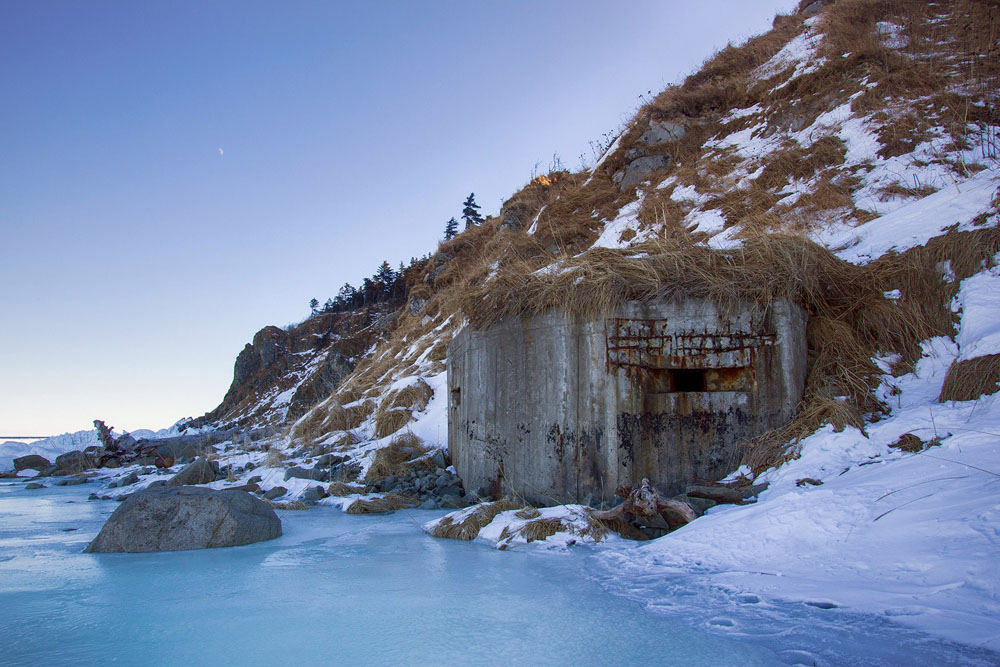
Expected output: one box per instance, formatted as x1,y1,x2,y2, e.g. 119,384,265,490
591,478,696,533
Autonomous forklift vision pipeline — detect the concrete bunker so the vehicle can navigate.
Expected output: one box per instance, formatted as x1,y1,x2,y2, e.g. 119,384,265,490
447,298,807,505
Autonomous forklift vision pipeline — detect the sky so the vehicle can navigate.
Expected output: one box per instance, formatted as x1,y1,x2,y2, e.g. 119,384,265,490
0,0,798,435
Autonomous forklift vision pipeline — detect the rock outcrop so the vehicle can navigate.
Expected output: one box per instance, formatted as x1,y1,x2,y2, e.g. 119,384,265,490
84,486,282,553
13,454,50,471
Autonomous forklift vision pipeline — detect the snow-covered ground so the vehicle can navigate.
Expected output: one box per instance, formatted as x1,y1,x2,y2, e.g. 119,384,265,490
597,333,1000,651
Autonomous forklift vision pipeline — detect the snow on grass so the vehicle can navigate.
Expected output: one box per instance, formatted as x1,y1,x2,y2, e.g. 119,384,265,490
591,199,656,249
824,169,1000,263
953,258,1000,361
753,21,826,90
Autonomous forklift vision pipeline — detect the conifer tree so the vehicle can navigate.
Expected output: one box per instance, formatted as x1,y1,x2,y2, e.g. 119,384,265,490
462,193,484,229
444,217,458,240
309,298,319,315
375,260,396,288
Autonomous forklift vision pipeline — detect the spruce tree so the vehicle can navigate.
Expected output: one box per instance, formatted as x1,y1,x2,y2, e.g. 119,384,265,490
309,298,319,315
444,217,458,240
462,193,484,229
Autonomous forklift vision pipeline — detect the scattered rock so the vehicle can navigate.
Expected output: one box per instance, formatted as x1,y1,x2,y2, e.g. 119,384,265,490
408,296,427,316
84,486,282,553
248,475,263,484
284,466,329,482
796,477,824,487
302,486,328,503
801,0,824,17
103,458,120,469
25,482,45,490
13,454,51,471
227,482,262,494
639,120,686,146
432,450,447,469
316,454,346,468
263,487,287,501
678,495,716,516
619,155,672,189
166,458,218,486
53,451,94,476
55,477,89,486
118,471,140,487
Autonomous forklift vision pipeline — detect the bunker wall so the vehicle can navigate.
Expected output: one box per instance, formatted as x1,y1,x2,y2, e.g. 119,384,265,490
448,298,807,505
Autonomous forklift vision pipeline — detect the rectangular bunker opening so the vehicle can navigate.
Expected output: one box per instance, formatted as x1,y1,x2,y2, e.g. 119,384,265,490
647,367,754,393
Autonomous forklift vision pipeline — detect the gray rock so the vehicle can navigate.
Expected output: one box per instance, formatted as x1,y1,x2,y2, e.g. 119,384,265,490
248,475,262,485
84,486,281,553
678,494,716,516
13,454,51,471
437,484,463,498
620,155,672,189
53,451,94,476
284,466,328,482
56,477,89,486
435,475,450,488
639,121,686,146
373,312,398,334
25,482,45,490
118,471,140,487
103,458,120,469
316,454,345,469
409,296,427,316
166,458,218,487
263,486,287,500
116,433,138,452
302,486,327,503
801,1,824,17
432,450,447,469
418,499,437,510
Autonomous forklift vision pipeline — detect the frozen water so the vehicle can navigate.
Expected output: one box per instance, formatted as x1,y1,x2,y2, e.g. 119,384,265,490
1,481,995,666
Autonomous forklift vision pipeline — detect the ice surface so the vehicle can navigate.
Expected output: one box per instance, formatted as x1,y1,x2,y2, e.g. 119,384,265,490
3,482,996,666
0,483,783,667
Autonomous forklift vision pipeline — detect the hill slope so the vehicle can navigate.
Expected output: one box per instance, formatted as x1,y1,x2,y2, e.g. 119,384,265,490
158,0,999,651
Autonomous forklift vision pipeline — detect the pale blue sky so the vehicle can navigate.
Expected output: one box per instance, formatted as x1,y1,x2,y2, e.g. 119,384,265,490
0,0,797,435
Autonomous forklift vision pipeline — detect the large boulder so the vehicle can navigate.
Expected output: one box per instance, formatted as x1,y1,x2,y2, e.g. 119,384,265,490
13,454,51,471
84,486,282,553
166,458,219,486
53,450,95,476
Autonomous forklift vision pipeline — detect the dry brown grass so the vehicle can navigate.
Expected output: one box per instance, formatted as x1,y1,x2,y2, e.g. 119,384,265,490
265,448,286,468
326,481,364,496
364,433,433,481
332,431,361,449
373,407,413,439
428,499,520,540
266,500,309,511
939,354,1000,402
345,493,419,514
500,517,563,544
383,379,433,412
